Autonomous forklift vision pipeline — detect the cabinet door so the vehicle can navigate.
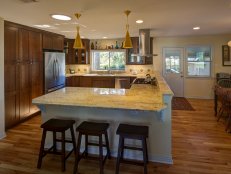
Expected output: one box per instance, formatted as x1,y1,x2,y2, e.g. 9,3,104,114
30,62,43,113
92,77,115,88
66,76,80,87
42,33,53,50
127,37,139,64
29,31,42,62
19,62,31,119
53,35,64,51
79,76,92,87
19,29,29,62
18,29,31,120
29,31,43,112
78,39,90,64
66,39,75,64
4,24,20,129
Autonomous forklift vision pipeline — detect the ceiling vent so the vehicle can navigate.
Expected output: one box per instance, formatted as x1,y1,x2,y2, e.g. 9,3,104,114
19,0,39,3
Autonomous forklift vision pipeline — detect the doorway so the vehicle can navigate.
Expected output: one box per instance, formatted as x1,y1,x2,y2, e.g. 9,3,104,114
163,48,184,97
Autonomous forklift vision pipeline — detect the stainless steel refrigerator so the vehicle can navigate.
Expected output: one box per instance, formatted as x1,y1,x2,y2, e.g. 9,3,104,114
44,52,65,93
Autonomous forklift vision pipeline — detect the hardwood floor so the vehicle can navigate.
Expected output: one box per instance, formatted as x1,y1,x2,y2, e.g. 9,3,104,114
0,99,231,174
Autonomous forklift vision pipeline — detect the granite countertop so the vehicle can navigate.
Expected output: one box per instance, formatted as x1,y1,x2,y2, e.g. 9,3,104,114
65,72,138,78
33,72,173,111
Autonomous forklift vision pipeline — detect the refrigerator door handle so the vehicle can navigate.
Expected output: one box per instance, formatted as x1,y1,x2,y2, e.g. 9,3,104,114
53,59,56,80
56,59,60,79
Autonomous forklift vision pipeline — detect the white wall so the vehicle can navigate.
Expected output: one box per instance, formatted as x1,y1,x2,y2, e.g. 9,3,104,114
0,17,5,138
153,35,231,99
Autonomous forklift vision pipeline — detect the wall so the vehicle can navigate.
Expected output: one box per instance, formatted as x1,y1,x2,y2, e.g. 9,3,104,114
0,17,5,139
153,35,231,99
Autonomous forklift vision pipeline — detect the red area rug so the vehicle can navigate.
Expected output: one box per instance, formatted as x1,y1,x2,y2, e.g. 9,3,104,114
172,97,195,111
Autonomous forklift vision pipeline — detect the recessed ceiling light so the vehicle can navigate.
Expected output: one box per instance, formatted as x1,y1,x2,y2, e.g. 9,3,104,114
193,26,200,30
51,14,71,21
136,20,143,24
103,37,107,39
33,24,51,28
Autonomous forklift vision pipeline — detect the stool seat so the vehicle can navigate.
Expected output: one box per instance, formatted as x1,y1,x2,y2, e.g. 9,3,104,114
116,124,148,138
41,119,75,131
77,121,109,134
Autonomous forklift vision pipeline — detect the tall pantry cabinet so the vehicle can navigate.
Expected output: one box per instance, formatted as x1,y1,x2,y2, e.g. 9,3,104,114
4,21,43,129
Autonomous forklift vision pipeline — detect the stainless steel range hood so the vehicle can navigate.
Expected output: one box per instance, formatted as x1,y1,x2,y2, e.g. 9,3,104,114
131,29,157,57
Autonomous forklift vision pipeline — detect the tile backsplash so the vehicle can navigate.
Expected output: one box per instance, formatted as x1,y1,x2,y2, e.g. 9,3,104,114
66,64,154,75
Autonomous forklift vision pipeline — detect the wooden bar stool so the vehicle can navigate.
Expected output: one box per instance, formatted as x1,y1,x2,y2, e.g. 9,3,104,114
116,124,149,174
73,121,111,174
37,118,76,172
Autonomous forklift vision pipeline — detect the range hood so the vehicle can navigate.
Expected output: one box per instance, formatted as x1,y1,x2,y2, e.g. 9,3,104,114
131,29,157,57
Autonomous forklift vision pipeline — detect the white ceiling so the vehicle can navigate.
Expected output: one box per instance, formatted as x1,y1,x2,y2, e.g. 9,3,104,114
1,0,231,39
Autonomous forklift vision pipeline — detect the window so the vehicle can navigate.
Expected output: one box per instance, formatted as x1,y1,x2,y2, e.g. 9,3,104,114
186,46,212,77
164,50,181,73
91,50,126,71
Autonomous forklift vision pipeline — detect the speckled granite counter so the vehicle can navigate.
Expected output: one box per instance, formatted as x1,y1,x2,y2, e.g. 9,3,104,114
32,73,173,164
33,85,165,112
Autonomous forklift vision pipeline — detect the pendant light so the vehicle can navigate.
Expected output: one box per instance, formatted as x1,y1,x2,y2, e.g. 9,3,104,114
228,41,231,47
73,13,84,49
123,10,133,48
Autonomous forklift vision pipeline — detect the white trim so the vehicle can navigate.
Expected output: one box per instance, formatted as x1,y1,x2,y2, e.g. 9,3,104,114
0,132,6,139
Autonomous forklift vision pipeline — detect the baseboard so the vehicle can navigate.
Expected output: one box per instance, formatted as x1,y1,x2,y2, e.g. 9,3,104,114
0,131,6,139
49,142,173,165
84,147,173,164
184,95,213,99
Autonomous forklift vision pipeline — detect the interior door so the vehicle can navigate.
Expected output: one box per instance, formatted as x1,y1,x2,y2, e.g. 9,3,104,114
163,48,184,97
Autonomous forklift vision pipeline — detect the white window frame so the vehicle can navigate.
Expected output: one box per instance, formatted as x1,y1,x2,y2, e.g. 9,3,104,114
91,49,126,71
185,45,212,78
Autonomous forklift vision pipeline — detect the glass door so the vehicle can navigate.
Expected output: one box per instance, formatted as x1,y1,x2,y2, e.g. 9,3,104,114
163,48,184,97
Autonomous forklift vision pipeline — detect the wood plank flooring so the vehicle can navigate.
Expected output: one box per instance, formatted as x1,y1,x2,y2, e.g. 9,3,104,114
0,99,231,174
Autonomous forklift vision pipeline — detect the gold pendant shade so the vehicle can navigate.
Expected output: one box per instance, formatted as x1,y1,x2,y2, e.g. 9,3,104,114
123,10,133,48
73,13,84,49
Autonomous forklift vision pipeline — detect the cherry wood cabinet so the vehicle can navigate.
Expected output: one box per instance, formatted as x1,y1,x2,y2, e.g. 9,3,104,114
66,76,80,87
42,32,64,51
79,76,92,87
66,76,134,89
92,77,115,88
4,21,43,129
4,25,20,128
65,39,90,65
127,37,153,65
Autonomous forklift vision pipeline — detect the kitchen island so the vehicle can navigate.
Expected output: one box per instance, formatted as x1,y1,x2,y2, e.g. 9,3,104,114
32,74,173,164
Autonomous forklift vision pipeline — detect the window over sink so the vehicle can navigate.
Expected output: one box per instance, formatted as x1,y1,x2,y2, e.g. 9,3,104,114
91,50,126,71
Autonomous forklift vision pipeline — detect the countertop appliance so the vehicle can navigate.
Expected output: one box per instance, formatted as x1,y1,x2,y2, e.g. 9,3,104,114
44,52,65,93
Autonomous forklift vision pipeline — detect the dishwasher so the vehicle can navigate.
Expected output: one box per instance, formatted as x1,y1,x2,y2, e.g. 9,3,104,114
115,77,131,89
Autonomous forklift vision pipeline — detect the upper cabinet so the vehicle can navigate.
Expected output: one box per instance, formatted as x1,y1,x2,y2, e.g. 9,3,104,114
42,32,64,51
65,39,90,65
127,37,153,65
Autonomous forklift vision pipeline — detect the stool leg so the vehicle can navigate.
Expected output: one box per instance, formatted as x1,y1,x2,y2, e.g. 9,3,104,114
85,134,88,158
105,131,111,159
121,137,124,160
142,137,148,174
61,131,66,172
70,126,77,154
115,136,123,174
53,131,57,152
73,132,82,174
37,129,46,169
99,135,104,174
144,138,148,163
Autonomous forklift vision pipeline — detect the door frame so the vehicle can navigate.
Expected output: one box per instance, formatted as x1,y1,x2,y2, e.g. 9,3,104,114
162,47,185,97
